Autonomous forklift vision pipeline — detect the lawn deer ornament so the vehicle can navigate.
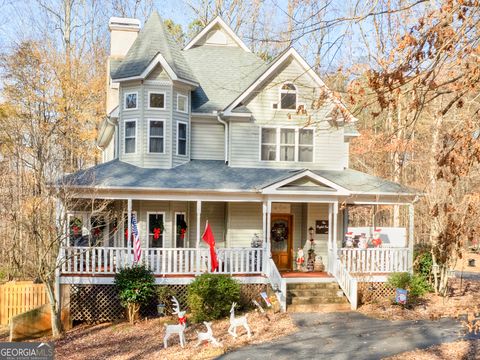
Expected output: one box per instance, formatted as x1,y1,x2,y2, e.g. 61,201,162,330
228,302,251,339
163,296,187,348
196,321,222,347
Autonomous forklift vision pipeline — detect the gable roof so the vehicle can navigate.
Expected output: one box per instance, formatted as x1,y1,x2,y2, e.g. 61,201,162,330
184,16,251,52
111,11,197,84
183,46,268,113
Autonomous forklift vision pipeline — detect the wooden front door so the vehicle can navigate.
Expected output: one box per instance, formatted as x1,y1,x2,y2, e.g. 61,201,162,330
271,214,293,270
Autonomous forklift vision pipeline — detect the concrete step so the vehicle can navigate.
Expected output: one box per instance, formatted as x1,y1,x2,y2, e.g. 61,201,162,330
289,296,349,305
287,303,351,313
288,289,344,297
287,283,340,290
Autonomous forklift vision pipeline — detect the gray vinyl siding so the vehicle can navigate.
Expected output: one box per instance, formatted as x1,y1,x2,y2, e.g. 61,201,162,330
187,202,226,248
227,203,263,247
172,87,190,167
229,58,346,170
118,82,142,165
191,120,225,160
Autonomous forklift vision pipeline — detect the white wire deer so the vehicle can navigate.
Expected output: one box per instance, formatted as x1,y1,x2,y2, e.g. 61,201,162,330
163,296,187,348
228,302,251,339
196,321,222,347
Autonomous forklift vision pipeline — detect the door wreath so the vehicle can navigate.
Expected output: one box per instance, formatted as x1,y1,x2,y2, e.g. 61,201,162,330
271,222,288,243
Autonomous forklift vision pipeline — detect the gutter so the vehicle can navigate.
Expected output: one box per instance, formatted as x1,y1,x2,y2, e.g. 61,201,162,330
215,111,229,164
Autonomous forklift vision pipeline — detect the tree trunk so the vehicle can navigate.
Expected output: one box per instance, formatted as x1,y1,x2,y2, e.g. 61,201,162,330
45,279,63,338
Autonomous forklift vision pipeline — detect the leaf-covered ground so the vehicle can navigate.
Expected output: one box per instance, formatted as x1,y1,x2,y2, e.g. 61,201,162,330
385,339,480,360
49,310,295,360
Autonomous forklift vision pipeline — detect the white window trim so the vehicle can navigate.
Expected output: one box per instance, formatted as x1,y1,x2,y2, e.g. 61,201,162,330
259,126,315,163
278,82,298,111
147,91,166,110
176,94,189,113
124,119,137,155
174,212,187,248
147,119,165,154
147,211,166,249
176,121,188,156
124,91,138,111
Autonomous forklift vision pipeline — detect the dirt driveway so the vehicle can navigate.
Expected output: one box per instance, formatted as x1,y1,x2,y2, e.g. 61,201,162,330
218,312,479,360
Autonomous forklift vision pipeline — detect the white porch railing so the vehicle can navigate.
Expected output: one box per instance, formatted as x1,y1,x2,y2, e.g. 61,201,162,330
338,248,410,273
334,259,358,310
265,258,286,312
60,246,264,276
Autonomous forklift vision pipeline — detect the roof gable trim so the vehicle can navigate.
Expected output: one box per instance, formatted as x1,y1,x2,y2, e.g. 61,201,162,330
184,16,251,52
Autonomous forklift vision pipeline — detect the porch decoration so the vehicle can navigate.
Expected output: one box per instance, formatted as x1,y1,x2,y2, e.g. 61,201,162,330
228,302,252,339
195,321,222,347
271,222,288,243
358,233,368,249
177,219,188,240
307,227,316,272
151,216,165,240
202,221,219,272
314,256,325,272
163,296,187,349
372,229,382,248
344,232,354,248
70,218,82,236
296,248,305,271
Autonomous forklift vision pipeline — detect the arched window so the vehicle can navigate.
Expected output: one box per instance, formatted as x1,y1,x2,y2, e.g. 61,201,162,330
279,83,297,110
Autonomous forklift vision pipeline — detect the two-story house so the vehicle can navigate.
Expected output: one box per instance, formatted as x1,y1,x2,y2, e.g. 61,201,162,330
59,12,417,316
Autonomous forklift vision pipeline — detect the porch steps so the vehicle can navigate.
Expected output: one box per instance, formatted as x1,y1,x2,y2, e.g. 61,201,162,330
286,282,350,313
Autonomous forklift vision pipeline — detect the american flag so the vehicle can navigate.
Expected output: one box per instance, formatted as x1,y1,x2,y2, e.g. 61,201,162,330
131,214,142,263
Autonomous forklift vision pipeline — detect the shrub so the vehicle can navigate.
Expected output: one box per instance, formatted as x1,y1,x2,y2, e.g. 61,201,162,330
156,286,175,315
414,246,433,281
387,272,432,303
187,274,240,322
114,264,156,324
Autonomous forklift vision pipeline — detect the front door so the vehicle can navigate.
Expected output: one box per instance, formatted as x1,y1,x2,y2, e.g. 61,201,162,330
271,214,293,270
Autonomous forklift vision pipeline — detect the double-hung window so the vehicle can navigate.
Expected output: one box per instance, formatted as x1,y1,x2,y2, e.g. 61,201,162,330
261,127,314,162
149,120,164,153
124,120,136,154
177,122,187,156
148,212,164,248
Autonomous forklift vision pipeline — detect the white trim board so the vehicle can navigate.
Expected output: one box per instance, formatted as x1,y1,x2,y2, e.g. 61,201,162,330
184,16,251,52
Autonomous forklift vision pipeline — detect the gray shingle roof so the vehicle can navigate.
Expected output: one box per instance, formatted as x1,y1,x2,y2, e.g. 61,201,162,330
64,160,417,195
111,11,197,83
183,46,268,113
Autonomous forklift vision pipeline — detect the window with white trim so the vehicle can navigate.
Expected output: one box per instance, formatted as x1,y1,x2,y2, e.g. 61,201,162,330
175,212,187,247
261,128,277,161
177,94,188,113
279,83,297,110
148,212,164,248
261,127,314,162
149,120,164,153
149,92,165,109
124,92,137,110
177,122,187,156
124,120,136,154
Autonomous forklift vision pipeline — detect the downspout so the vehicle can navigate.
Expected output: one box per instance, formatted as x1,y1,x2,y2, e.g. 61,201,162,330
216,111,229,164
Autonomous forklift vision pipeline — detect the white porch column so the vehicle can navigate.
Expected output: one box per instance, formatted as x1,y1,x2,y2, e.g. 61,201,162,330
266,201,272,257
127,198,132,265
196,200,202,248
408,203,415,273
333,201,339,251
328,203,333,250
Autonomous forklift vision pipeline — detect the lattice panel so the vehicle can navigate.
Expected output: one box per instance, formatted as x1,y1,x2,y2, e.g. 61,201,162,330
69,283,266,323
358,282,396,305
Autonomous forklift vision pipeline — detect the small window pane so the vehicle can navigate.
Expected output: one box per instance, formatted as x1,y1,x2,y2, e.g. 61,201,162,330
262,128,276,144
299,129,313,145
178,123,187,139
299,147,313,162
150,138,164,153
282,83,296,91
280,146,295,161
280,129,295,144
125,138,135,153
261,145,276,161
150,93,165,108
125,93,137,109
125,121,136,137
177,96,187,112
149,213,164,248
178,139,186,155
280,93,296,109
150,121,164,136
176,214,187,248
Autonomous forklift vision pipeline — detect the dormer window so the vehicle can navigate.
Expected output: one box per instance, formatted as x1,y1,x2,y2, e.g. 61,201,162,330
279,83,297,110
149,92,166,109
124,92,138,110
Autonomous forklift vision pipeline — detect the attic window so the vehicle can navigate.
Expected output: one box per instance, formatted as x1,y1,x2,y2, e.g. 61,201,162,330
280,83,297,110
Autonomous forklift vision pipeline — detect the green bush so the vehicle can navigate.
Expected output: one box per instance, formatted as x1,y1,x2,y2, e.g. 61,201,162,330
387,272,432,303
156,286,175,315
414,246,433,281
187,274,241,323
114,264,156,323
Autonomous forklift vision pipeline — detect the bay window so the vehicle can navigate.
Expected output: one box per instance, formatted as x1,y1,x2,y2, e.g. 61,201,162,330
149,119,164,153
177,122,187,156
124,120,136,154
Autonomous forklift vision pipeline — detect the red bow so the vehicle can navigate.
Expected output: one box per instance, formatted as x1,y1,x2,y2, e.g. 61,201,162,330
125,229,129,240
178,316,186,325
153,228,161,240
180,228,186,239
72,225,80,236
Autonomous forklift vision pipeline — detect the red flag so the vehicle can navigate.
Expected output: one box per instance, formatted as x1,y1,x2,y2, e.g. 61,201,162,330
202,221,218,272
